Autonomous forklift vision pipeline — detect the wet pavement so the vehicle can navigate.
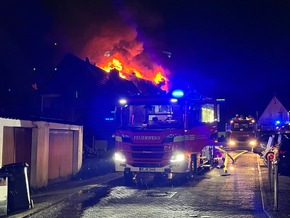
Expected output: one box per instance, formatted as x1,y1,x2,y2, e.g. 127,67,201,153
4,151,290,218
6,150,120,218
259,161,290,218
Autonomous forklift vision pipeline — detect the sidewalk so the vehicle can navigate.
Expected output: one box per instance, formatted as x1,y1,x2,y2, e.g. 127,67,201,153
5,152,290,218
8,172,123,218
6,150,120,218
258,157,290,218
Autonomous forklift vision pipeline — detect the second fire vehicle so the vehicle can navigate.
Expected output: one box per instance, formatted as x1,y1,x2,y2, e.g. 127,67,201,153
226,114,258,150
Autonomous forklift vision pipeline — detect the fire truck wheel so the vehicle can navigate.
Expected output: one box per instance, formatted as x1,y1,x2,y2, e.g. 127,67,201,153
124,172,133,185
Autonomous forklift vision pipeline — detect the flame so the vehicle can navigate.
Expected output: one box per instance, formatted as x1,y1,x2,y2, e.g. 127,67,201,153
154,71,167,84
81,22,169,91
102,59,123,72
100,58,144,79
99,57,168,91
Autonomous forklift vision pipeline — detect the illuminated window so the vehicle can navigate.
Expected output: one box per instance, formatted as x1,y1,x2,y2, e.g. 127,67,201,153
201,108,214,123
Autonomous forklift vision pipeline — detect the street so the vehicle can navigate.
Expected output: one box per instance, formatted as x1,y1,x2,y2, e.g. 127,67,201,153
25,151,277,218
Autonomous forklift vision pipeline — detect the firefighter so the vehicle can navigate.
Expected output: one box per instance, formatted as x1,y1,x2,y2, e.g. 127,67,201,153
234,114,239,121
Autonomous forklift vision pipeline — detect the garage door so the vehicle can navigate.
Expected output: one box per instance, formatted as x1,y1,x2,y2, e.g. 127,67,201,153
48,130,73,182
2,127,32,166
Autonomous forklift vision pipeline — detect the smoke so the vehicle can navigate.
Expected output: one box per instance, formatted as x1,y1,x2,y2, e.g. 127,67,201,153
44,0,170,89
81,21,142,64
80,18,170,89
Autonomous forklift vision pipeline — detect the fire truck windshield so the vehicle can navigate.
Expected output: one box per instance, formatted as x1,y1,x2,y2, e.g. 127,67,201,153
120,103,183,129
231,121,254,131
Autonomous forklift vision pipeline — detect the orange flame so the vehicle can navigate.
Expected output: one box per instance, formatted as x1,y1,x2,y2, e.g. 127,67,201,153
154,71,167,84
102,59,123,72
81,21,170,91
100,58,144,79
99,57,168,91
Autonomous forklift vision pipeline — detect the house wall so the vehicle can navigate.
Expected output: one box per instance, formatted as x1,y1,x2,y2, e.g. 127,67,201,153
0,118,83,188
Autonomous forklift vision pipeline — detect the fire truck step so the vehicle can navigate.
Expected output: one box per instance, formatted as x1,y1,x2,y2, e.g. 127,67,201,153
202,164,212,168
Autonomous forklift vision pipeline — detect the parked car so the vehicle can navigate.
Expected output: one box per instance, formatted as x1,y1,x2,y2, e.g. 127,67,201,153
278,138,290,177
253,132,276,155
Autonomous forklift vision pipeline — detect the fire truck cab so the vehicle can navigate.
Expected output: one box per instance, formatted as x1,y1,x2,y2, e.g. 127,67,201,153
113,90,220,184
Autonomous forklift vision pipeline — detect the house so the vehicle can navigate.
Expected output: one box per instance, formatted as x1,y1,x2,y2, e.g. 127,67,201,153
0,53,164,188
258,96,289,131
40,54,164,151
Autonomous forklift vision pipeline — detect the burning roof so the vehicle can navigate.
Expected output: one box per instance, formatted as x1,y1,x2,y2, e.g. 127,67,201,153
80,21,170,92
44,53,165,96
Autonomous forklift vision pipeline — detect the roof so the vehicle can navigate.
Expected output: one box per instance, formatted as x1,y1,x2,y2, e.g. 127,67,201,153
43,53,156,97
258,96,289,125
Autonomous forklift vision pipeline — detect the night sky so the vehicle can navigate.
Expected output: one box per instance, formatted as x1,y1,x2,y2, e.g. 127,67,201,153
1,0,290,122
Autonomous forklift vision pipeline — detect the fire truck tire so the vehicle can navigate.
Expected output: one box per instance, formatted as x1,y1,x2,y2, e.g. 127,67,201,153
124,172,133,185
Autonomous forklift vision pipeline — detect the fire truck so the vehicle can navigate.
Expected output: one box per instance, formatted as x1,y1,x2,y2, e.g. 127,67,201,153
113,90,221,184
225,115,258,150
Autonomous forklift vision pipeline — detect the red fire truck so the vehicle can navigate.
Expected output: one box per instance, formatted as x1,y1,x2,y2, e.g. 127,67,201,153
225,115,258,150
113,90,221,184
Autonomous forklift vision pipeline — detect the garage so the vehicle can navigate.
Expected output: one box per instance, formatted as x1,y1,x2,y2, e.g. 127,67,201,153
48,130,74,183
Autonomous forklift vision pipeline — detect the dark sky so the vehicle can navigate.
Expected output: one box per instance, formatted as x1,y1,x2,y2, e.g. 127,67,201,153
1,0,290,121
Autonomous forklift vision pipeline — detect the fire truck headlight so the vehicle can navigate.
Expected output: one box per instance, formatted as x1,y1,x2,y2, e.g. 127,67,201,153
170,152,185,162
119,98,127,105
114,152,126,162
228,140,236,146
249,139,257,147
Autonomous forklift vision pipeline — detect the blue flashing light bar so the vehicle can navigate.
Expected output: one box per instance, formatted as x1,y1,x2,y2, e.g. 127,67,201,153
172,89,184,98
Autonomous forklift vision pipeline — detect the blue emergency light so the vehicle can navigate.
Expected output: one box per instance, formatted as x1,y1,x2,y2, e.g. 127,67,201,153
172,89,184,98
